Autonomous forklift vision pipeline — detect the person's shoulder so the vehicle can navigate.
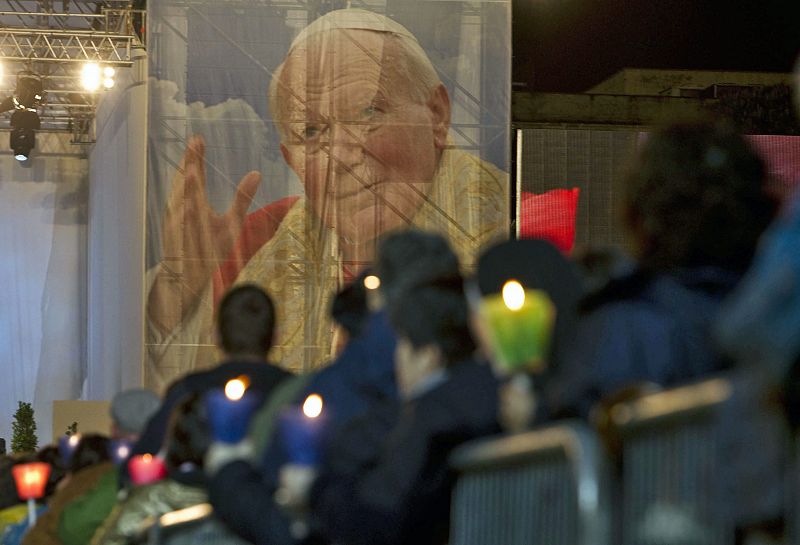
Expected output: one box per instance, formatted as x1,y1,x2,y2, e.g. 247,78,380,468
414,360,499,429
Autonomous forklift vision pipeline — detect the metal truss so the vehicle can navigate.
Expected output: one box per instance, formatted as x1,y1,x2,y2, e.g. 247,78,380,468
0,1,146,143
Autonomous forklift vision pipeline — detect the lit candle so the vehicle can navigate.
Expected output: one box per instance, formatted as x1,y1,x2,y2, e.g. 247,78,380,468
12,462,51,525
279,394,327,465
128,454,167,485
363,275,381,291
108,439,133,466
479,280,556,374
58,433,81,466
205,376,262,443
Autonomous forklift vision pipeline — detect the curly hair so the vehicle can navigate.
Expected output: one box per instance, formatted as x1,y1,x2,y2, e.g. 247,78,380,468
621,121,777,272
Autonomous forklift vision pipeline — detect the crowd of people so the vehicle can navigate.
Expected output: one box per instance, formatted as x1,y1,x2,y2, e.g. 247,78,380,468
2,107,800,545
1,5,798,540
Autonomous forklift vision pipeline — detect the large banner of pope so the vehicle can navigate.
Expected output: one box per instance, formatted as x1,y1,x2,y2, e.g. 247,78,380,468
144,1,511,390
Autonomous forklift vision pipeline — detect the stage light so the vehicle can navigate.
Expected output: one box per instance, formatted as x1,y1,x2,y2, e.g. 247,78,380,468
103,66,115,78
10,109,40,161
81,62,101,91
103,78,115,89
13,73,44,111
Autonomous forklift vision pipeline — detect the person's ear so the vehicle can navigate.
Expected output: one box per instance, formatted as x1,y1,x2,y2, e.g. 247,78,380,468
427,84,451,149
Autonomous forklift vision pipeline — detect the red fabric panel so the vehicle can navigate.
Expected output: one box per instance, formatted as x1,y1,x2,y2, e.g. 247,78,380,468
213,195,301,305
519,188,580,254
746,135,800,199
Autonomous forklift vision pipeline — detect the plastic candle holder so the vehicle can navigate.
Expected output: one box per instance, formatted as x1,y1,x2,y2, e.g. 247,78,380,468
12,462,50,500
279,394,327,466
109,439,133,466
480,281,555,374
58,434,81,466
205,376,262,444
128,454,167,485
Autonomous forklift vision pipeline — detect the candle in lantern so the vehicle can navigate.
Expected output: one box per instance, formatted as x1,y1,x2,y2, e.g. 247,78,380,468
479,279,556,374
279,394,327,466
363,275,381,291
58,433,81,466
108,439,133,466
205,376,262,443
12,462,50,500
12,462,51,526
128,454,167,485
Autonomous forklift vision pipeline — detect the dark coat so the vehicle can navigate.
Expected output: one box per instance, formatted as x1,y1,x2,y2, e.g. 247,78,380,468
130,360,290,460
301,309,398,434
309,359,500,545
207,311,398,545
543,267,740,419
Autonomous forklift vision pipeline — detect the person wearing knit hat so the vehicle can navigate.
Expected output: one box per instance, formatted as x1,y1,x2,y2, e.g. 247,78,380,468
109,389,160,439
32,389,159,545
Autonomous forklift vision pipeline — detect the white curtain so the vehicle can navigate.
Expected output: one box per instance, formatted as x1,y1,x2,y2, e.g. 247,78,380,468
0,134,87,445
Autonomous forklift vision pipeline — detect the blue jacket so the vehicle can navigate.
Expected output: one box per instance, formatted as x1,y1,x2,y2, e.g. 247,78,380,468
300,310,398,433
543,267,740,419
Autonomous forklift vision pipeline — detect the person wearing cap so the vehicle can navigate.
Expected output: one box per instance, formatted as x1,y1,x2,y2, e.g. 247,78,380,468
144,8,507,391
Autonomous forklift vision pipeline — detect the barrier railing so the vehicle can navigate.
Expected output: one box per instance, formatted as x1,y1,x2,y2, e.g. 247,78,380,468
449,420,611,545
609,378,734,545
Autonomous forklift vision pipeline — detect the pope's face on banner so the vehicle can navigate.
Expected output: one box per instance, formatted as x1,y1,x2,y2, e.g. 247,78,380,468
277,30,450,247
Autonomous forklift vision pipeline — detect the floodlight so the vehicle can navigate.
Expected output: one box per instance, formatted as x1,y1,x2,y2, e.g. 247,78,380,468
10,109,40,161
81,62,101,91
103,78,115,89
103,67,115,78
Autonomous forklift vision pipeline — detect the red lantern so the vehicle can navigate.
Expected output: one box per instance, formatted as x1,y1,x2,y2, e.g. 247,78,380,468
12,462,51,500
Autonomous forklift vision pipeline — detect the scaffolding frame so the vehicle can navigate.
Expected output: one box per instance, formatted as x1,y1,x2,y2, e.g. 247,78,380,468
0,1,146,142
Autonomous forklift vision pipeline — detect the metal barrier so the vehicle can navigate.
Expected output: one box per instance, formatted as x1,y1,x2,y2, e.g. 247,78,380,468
610,378,735,545
449,421,611,545
130,503,250,545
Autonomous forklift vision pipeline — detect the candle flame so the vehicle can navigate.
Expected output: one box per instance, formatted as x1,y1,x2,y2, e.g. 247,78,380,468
68,434,80,447
502,280,526,311
363,275,381,290
225,376,249,401
303,394,323,418
117,445,130,459
142,454,152,463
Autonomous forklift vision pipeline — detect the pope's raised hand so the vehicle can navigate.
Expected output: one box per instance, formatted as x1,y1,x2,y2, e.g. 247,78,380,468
150,135,261,333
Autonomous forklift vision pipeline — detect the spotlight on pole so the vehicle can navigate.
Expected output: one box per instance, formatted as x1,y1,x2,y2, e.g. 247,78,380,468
81,62,101,91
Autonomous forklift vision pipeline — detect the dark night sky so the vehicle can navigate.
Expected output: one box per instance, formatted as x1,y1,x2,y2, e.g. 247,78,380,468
512,0,800,92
